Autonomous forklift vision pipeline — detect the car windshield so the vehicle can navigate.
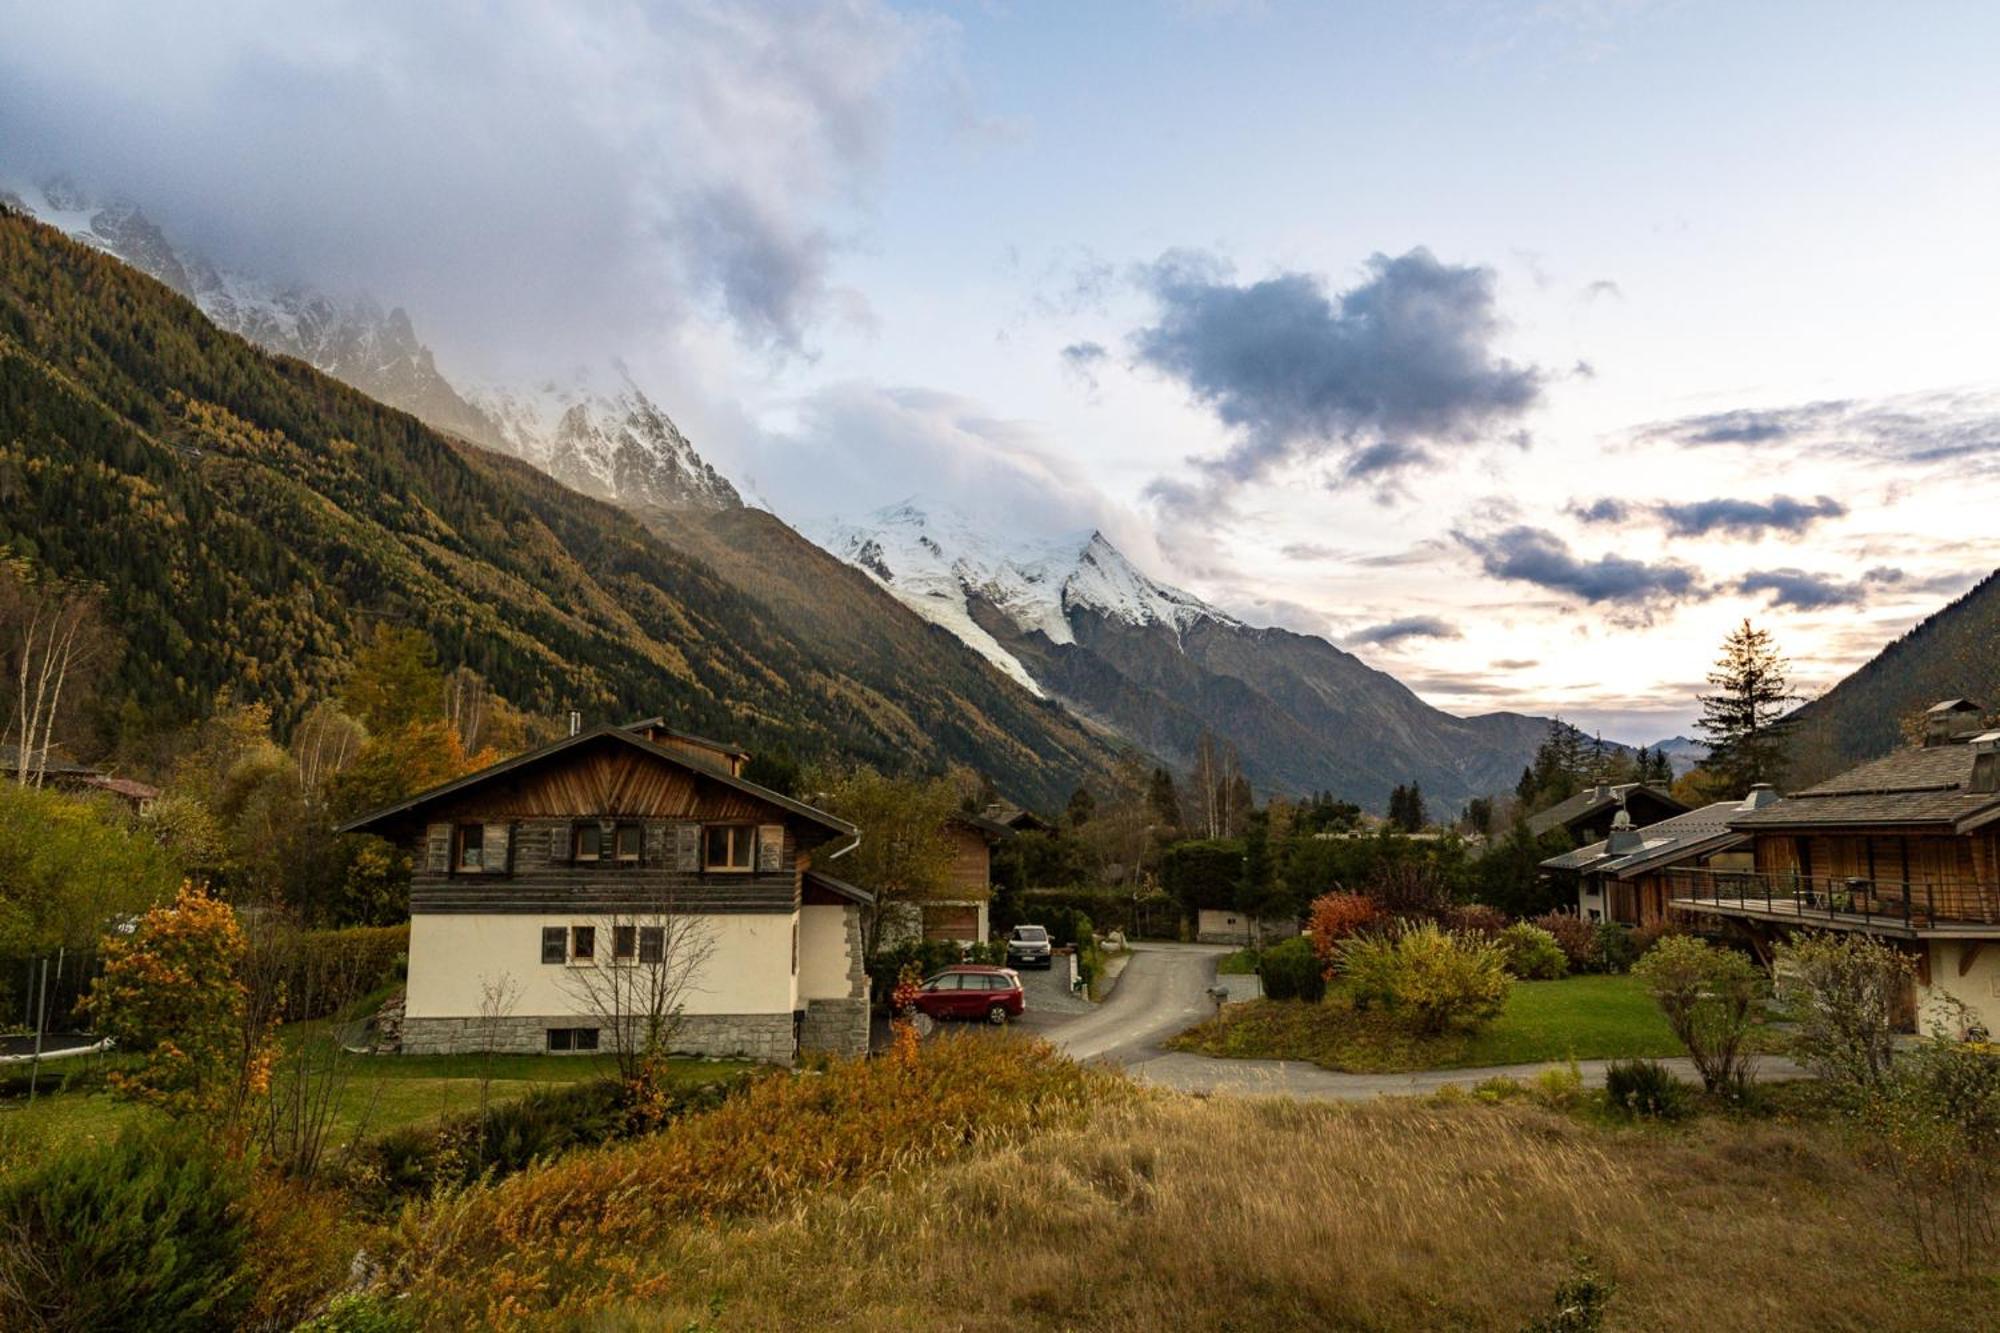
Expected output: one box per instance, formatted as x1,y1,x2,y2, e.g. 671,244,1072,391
1014,927,1047,941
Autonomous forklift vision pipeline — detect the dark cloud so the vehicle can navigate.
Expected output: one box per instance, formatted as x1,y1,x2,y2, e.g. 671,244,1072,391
1280,542,1338,561
1347,615,1461,646
1456,525,1704,611
0,2,927,371
1738,566,1980,611
1568,493,1847,539
1134,246,1543,515
1490,658,1540,670
1635,391,2000,474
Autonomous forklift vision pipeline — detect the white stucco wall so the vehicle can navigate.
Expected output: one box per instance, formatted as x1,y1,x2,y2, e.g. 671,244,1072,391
1577,883,1605,922
1920,939,2000,1038
798,903,855,1001
406,912,801,1020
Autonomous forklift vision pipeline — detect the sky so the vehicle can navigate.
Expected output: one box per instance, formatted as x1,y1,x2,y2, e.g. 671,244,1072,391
3,0,1996,742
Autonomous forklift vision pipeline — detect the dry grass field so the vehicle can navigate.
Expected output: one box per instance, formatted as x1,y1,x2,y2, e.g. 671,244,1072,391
573,1083,1990,1331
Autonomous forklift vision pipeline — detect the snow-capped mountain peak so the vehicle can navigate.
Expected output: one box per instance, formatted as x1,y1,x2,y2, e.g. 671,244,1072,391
811,500,1233,693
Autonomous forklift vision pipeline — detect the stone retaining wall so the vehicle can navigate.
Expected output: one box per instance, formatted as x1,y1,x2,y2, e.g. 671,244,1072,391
401,1012,797,1063
800,996,869,1057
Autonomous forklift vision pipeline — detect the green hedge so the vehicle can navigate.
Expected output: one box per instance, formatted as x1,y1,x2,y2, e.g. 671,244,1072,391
269,924,409,1021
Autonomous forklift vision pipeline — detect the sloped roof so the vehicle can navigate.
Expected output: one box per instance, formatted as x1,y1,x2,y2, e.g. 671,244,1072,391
951,810,1017,841
0,744,100,777
1540,800,1749,878
622,717,751,760
802,868,875,907
1525,783,1686,838
1731,743,2000,831
336,723,857,839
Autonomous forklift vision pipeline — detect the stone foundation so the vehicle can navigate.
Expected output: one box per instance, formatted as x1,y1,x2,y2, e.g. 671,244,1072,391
401,1011,797,1064
800,996,869,1057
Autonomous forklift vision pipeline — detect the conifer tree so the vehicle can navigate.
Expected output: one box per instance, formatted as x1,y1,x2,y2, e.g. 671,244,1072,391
1697,619,1798,794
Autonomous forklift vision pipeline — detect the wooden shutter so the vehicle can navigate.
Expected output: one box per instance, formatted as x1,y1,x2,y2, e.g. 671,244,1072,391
675,822,701,872
425,823,451,874
483,822,513,875
548,821,573,864
757,824,785,872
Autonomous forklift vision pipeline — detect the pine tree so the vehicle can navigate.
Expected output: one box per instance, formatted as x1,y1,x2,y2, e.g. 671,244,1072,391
1697,619,1799,794
1146,766,1183,831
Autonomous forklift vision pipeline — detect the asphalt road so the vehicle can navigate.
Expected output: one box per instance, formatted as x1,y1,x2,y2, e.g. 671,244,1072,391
1043,942,1230,1064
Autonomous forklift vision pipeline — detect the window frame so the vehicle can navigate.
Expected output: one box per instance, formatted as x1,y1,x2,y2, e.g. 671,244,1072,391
613,924,637,962
455,823,486,873
570,924,596,964
540,926,567,965
614,822,642,863
702,823,756,874
546,1027,601,1053
574,823,603,862
638,925,665,964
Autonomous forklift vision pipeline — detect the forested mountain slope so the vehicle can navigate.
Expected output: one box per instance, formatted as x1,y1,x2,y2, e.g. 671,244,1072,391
0,207,1115,807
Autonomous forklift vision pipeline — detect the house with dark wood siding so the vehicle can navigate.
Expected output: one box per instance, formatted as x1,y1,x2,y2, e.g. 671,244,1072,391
1667,701,2000,1036
339,720,871,1063
1540,789,1767,927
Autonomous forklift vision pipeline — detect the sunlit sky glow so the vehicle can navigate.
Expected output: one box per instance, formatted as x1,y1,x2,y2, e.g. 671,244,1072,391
4,1,1995,741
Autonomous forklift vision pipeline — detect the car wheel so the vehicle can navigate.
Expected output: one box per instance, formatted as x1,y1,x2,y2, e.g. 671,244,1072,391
987,1004,1008,1025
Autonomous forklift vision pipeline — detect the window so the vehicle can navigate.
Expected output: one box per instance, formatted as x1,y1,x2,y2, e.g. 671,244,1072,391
456,824,485,871
613,924,636,961
704,824,755,872
638,925,665,963
541,926,566,964
546,1027,600,1053
926,974,960,991
570,925,595,963
574,824,603,861
615,823,642,862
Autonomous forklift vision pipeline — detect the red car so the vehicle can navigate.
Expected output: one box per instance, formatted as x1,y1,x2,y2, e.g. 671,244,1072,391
910,965,1025,1025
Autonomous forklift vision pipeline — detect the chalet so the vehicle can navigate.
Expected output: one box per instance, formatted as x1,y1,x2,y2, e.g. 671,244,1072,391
1667,701,2000,1036
338,720,871,1063
983,800,1054,834
1540,788,1769,927
883,810,1015,945
1526,781,1689,846
0,744,160,814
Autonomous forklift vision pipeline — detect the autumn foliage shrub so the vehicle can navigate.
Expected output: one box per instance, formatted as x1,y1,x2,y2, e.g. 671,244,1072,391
381,1036,1112,1328
1305,892,1380,970
1336,922,1511,1035
1531,911,1599,974
1497,922,1569,980
270,923,410,1021
1442,903,1509,939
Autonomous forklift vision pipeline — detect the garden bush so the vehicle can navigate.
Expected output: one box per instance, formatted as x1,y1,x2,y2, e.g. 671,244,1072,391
1604,1059,1692,1120
1633,936,1763,1095
1257,936,1326,1002
268,924,410,1022
1442,903,1509,939
1336,921,1511,1034
1591,923,1638,975
0,1120,252,1331
1774,932,1913,1099
866,938,967,1006
1531,912,1599,973
1305,891,1381,970
1040,906,1095,950
1497,922,1569,980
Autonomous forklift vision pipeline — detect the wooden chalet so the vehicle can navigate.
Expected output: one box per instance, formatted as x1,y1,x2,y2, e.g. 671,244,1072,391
1525,781,1689,846
1540,789,1767,927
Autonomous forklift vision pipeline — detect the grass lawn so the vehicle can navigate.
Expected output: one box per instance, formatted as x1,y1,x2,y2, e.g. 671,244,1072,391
1214,947,1261,975
0,1044,747,1160
1169,973,1785,1072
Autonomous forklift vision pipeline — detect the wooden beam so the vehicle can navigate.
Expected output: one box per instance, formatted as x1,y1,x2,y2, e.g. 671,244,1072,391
1959,941,1986,979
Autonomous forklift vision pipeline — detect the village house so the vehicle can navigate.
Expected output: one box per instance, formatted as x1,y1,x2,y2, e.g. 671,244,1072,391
0,743,161,814
1526,781,1688,846
1540,788,1770,926
339,718,872,1063
881,810,1014,945
1667,700,2000,1037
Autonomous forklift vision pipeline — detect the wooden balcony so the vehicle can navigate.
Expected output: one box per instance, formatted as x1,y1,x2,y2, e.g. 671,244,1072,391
1664,867,2000,936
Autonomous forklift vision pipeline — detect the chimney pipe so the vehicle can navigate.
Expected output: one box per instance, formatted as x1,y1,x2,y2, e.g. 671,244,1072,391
568,710,581,737
1738,783,1780,812
1604,809,1643,854
1972,732,2000,796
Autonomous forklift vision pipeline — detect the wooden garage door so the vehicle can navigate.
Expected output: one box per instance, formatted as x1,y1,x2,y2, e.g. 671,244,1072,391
922,905,979,942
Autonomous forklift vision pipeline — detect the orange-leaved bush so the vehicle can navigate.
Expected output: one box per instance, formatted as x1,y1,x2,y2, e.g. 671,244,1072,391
1307,892,1382,971
83,882,270,1126
380,1035,1114,1329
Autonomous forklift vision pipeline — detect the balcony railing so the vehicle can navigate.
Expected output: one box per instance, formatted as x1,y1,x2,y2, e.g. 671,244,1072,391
1663,867,2000,930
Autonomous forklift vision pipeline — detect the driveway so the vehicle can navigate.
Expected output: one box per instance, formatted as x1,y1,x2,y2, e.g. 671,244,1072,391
1039,944,1806,1101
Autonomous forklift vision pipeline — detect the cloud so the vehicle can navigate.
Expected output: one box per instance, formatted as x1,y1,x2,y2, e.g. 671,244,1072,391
1491,658,1540,670
1456,525,1704,613
1568,493,1848,539
1347,615,1461,646
1132,246,1543,515
1059,340,1108,390
1634,390,2000,475
0,2,931,371
1737,565,1979,611
1581,279,1623,302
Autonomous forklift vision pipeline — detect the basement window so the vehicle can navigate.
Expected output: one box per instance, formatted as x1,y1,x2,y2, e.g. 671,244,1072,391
546,1027,600,1053
704,824,755,872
